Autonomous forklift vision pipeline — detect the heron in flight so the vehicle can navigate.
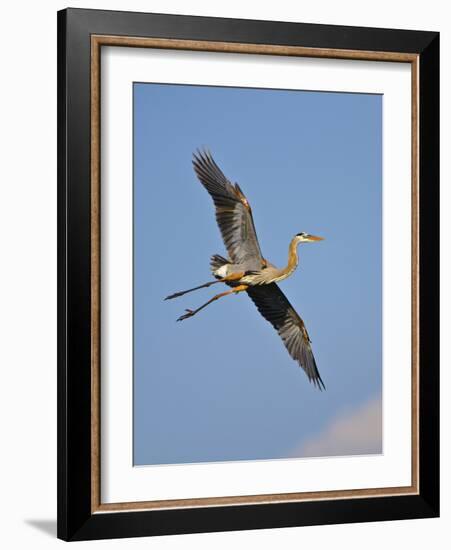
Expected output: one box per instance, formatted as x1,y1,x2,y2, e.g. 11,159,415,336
165,150,325,390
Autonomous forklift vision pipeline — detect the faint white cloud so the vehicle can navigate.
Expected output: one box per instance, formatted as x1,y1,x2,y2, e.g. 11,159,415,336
290,395,382,458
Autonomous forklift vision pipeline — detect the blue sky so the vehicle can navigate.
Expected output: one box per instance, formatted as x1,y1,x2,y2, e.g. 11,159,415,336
133,82,382,466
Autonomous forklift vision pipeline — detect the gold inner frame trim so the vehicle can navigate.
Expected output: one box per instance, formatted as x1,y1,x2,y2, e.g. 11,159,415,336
90,35,420,514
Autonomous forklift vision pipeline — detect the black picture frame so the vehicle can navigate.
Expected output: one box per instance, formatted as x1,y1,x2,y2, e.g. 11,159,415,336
57,7,439,541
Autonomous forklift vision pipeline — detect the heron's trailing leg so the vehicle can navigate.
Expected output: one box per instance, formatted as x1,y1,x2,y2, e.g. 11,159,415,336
165,272,245,300
164,280,222,300
177,284,248,322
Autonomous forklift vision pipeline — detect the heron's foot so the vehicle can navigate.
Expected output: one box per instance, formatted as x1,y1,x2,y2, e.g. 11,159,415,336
176,309,196,322
165,291,184,300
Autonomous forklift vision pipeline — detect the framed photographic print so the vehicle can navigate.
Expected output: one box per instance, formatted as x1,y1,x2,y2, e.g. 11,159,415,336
57,8,439,541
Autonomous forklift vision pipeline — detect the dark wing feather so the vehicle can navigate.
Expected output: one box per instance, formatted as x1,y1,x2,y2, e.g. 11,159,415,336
247,283,325,390
192,150,263,265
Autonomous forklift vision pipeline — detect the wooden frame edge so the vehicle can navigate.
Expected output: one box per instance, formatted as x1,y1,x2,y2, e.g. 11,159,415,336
91,35,101,513
411,55,420,497
90,35,420,514
91,34,418,62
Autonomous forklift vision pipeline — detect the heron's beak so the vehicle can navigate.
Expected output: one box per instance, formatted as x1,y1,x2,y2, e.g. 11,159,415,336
306,234,324,242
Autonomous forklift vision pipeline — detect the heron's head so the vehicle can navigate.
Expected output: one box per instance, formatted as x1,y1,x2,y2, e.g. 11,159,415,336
295,232,324,243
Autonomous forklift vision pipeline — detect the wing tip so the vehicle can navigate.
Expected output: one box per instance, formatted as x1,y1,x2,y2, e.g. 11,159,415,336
192,147,212,166
312,375,326,391
307,357,326,391
192,148,222,183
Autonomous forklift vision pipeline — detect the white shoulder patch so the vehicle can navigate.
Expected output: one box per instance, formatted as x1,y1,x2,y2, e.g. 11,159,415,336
214,265,229,278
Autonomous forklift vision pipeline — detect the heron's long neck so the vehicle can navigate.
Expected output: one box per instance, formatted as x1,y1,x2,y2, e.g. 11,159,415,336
277,238,300,280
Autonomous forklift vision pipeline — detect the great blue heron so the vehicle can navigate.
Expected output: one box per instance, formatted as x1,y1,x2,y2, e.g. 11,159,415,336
165,150,325,390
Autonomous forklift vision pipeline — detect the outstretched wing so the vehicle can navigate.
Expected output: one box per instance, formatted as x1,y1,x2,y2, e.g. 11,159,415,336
247,283,325,390
192,150,263,265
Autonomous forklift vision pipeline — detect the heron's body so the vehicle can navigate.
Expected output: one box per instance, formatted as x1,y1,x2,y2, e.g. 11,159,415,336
165,150,325,390
213,236,304,286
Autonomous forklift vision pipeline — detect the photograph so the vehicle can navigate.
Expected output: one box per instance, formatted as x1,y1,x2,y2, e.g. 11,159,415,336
55,7,439,541
1,0,445,547
133,82,382,466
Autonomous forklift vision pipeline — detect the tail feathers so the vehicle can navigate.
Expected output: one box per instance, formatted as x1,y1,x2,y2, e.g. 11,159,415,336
210,254,229,274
